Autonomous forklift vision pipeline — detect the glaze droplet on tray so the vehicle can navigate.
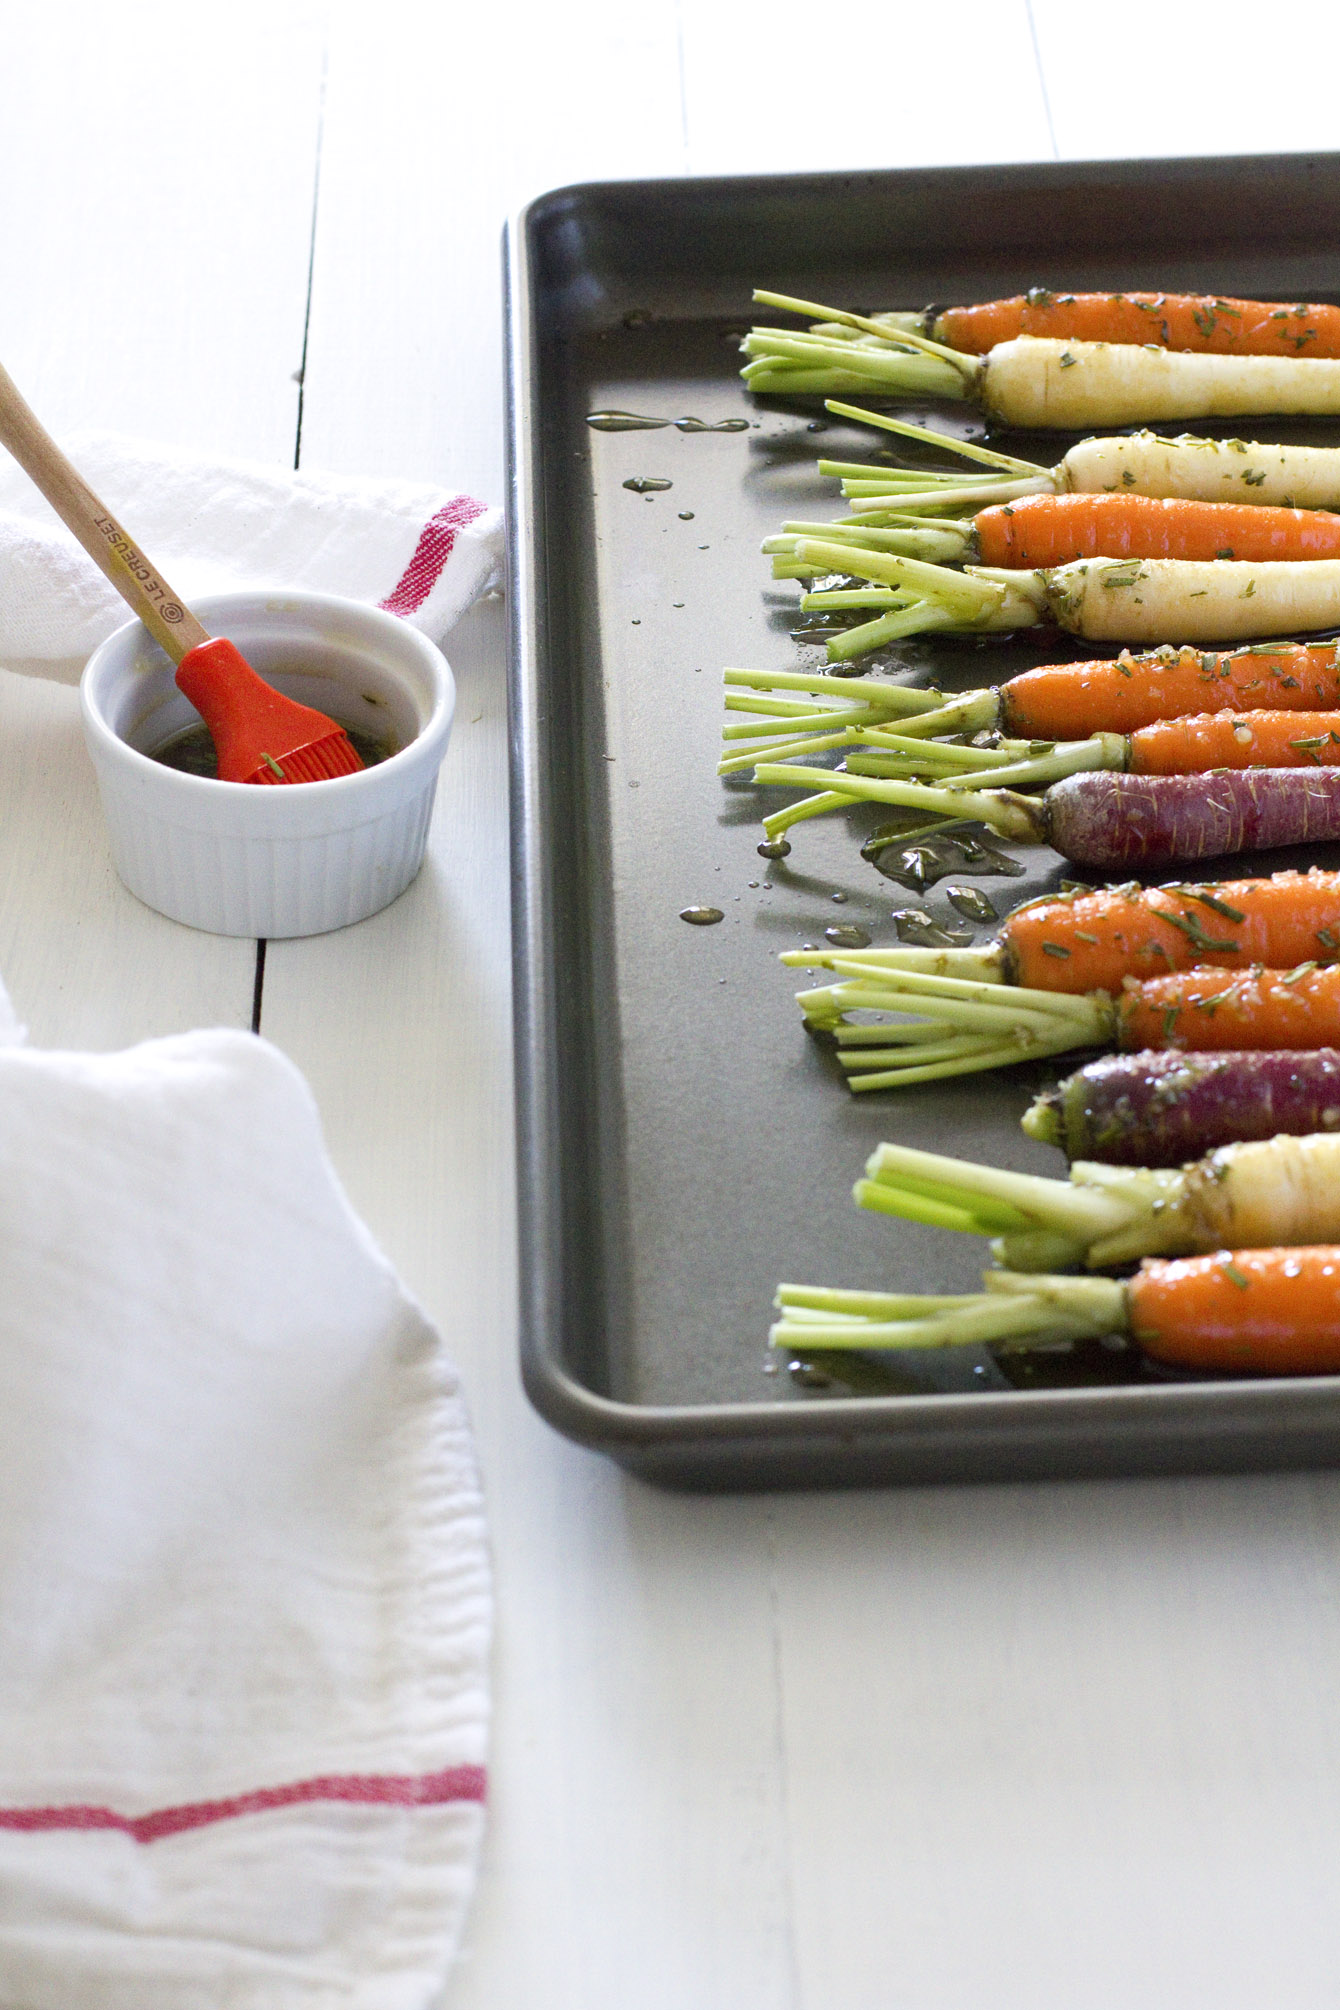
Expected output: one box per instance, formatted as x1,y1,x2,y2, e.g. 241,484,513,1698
587,410,750,435
673,416,750,434
945,883,999,923
892,909,974,949
679,905,724,925
586,411,670,432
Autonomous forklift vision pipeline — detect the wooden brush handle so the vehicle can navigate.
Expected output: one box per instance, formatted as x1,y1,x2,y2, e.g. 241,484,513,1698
0,361,208,664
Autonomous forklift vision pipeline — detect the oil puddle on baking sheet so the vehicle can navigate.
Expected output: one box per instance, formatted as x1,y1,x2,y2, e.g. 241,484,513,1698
892,909,973,949
944,884,999,923
862,826,1027,891
587,411,670,432
672,416,750,433
587,410,750,434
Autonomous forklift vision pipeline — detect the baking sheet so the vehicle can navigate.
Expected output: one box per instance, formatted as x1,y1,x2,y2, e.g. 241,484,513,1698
506,152,1340,1487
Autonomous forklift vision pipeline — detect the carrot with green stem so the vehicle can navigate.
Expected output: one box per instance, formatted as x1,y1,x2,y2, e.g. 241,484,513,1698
718,663,950,776
772,1247,1340,1378
793,960,1340,1092
766,516,973,575
856,1130,1340,1269
785,870,1340,998
745,705,1340,818
819,408,1340,514
871,290,1340,360
742,292,1340,427
835,708,1340,798
770,494,1340,578
780,534,1340,660
757,758,1340,866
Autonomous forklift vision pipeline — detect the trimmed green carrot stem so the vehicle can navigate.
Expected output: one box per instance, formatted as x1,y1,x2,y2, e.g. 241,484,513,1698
796,959,1340,1091
796,962,1105,1090
720,666,947,769
750,761,1043,844
821,401,1043,475
861,1130,1340,1270
772,1271,1126,1353
724,666,946,711
750,291,980,383
859,1143,1177,1270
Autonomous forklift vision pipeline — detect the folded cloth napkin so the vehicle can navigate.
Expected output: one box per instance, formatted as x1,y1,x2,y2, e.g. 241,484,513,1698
0,432,504,682
0,987,490,2009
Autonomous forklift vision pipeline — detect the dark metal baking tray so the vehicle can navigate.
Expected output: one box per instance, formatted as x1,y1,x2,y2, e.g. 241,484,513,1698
505,152,1340,1489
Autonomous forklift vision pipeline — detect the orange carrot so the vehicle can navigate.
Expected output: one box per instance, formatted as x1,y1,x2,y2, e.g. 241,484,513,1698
1117,963,1340,1054
1129,1246,1340,1373
1128,709,1340,775
1001,871,1340,995
835,709,1340,813
974,491,1340,568
999,643,1340,739
789,954,1340,1092
800,870,1340,998
773,1248,1340,1377
934,291,1340,359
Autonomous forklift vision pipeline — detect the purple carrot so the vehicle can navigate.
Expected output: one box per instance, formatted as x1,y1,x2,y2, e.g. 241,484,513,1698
991,768,1340,867
1024,1047,1340,1166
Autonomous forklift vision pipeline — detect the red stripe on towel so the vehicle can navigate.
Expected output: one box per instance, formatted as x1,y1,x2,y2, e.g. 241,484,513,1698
379,497,488,616
0,1765,486,1845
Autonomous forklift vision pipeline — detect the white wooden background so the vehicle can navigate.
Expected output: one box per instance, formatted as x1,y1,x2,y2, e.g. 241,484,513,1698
4,3,1340,2004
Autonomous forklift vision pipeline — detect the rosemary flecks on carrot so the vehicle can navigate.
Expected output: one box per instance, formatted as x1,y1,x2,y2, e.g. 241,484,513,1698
971,492,1340,568
925,292,1340,360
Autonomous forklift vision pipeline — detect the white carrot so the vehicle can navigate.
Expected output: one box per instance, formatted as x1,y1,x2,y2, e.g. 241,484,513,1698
820,411,1340,514
982,339,1340,429
786,535,1340,652
1063,432,1340,509
1042,556,1340,645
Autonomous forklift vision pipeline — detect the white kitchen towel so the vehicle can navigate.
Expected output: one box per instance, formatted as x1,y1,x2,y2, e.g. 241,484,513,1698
0,432,503,682
0,991,491,2009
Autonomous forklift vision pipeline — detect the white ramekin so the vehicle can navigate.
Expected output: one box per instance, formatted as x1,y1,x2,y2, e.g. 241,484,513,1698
79,591,454,938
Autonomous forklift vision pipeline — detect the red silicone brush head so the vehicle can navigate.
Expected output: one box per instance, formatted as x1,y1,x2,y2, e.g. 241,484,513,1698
174,637,365,786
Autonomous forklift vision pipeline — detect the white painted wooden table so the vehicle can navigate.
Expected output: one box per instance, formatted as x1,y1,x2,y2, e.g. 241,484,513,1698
5,4,1340,2003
